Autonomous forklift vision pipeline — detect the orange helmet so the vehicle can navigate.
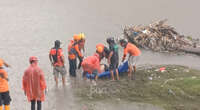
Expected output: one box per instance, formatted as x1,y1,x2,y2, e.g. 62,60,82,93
29,56,38,62
96,43,104,48
0,60,3,67
73,34,81,41
96,46,103,53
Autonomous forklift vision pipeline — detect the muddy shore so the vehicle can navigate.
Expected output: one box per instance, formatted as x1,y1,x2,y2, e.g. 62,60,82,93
75,65,200,110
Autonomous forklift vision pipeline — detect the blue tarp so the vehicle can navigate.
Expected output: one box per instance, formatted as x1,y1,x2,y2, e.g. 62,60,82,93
86,61,129,79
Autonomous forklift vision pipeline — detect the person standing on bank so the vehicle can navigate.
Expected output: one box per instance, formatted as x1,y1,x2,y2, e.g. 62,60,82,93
22,56,46,110
119,39,141,80
49,40,66,86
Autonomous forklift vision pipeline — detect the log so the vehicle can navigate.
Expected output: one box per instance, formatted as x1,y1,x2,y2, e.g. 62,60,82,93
179,47,200,55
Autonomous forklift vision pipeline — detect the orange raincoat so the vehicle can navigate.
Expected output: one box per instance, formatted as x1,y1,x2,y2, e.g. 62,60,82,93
22,64,46,102
81,53,100,74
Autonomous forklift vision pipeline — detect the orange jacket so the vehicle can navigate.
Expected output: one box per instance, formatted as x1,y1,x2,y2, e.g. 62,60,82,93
22,64,46,102
81,53,100,74
49,48,64,66
0,68,9,93
68,40,83,59
123,43,141,59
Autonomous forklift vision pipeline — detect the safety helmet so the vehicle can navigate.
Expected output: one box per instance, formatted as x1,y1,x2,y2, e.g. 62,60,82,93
96,43,104,48
106,37,115,44
0,60,3,67
29,56,38,62
73,34,81,41
79,33,85,40
96,46,104,53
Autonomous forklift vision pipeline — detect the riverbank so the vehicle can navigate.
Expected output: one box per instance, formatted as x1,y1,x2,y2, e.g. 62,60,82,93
75,65,200,110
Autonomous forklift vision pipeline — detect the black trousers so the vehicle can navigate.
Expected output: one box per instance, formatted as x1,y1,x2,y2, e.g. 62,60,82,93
0,91,11,106
31,100,41,110
69,58,77,77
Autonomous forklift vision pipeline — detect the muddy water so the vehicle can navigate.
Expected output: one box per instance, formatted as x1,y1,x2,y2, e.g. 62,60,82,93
0,0,200,109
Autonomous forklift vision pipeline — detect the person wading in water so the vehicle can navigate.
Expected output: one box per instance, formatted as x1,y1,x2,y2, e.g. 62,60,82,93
49,40,66,86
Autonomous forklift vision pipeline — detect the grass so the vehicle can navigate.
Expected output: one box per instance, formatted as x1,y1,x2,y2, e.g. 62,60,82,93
75,65,200,110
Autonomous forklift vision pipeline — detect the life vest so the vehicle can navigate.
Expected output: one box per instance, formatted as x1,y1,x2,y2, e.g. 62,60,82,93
50,48,64,66
68,40,82,59
68,40,76,59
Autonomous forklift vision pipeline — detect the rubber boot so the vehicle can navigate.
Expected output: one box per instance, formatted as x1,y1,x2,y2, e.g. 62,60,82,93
0,106,3,110
5,105,10,110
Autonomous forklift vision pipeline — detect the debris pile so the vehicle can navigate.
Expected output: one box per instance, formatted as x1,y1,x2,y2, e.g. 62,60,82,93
123,19,200,52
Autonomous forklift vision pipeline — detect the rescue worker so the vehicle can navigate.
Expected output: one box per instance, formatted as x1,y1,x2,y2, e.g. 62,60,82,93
0,60,11,110
119,39,141,80
81,53,101,81
106,37,120,80
49,40,66,86
68,35,83,77
22,56,46,110
96,43,110,61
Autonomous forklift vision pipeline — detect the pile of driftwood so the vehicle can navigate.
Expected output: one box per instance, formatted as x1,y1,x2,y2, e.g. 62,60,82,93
123,19,200,53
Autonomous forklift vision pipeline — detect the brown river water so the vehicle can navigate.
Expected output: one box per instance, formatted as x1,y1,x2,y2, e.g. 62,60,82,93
0,0,200,109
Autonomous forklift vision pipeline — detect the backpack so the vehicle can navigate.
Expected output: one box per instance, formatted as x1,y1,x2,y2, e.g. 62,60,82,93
51,48,61,64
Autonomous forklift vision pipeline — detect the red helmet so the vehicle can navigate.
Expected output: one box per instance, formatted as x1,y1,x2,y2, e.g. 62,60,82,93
29,56,38,62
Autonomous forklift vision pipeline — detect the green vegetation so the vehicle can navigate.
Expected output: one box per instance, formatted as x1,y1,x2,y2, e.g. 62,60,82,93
75,65,200,110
